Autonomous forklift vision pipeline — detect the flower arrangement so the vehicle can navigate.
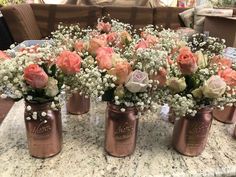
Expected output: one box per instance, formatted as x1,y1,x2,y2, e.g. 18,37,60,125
162,43,236,117
50,18,177,113
0,43,65,115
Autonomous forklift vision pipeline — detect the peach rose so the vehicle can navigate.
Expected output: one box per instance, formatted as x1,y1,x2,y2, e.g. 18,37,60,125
108,61,132,85
150,68,167,86
74,40,84,53
96,47,114,70
218,68,236,87
0,51,10,60
88,38,107,55
211,56,232,69
177,47,198,75
24,64,48,89
107,32,118,44
97,22,111,33
120,31,132,45
135,40,148,50
145,34,158,46
56,50,81,74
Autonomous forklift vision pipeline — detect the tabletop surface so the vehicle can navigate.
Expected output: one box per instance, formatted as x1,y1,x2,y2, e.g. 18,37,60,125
0,100,236,177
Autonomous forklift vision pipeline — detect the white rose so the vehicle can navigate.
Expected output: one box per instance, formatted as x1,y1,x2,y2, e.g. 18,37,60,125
196,50,208,68
45,77,59,97
202,75,226,98
125,70,149,93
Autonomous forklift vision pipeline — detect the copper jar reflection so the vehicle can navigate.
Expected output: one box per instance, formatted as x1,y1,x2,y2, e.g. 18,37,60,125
172,108,212,156
105,102,138,157
24,101,62,158
213,106,236,124
66,91,90,115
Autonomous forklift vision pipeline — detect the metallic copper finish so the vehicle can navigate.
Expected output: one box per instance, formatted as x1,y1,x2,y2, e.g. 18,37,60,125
24,101,62,158
172,108,212,156
213,106,236,124
66,92,90,115
105,102,138,157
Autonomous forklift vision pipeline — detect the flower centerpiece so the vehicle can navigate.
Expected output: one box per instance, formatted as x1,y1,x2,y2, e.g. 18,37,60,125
0,43,64,158
160,34,236,156
51,19,168,157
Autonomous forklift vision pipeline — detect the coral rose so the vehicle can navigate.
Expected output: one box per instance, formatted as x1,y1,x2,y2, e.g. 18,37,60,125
135,40,149,50
107,32,118,44
177,47,198,75
211,56,232,69
24,64,48,89
96,47,114,70
96,21,111,33
74,40,84,53
0,51,10,60
218,68,236,87
108,61,132,85
56,50,81,74
88,38,107,55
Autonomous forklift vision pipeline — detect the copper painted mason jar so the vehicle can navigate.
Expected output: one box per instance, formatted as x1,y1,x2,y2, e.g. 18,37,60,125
24,101,62,158
172,108,212,156
105,102,138,157
66,91,90,115
213,106,236,124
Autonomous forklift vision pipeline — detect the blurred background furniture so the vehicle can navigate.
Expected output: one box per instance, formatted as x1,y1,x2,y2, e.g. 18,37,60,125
204,16,236,47
1,4,188,43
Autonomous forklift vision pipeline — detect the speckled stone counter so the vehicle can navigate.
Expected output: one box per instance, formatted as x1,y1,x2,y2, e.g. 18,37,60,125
0,101,236,177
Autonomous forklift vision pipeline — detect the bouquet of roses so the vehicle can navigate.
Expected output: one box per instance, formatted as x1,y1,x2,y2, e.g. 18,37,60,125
162,42,236,117
0,43,64,109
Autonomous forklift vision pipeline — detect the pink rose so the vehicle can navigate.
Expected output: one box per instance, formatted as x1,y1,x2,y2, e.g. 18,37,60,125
108,61,132,85
56,50,81,74
218,68,236,87
74,40,84,53
88,38,107,55
125,70,149,93
24,64,48,89
107,32,118,44
177,47,198,75
0,51,10,60
96,22,111,33
135,40,149,50
96,47,114,70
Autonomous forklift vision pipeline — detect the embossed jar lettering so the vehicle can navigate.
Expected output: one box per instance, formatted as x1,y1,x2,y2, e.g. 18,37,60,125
105,102,138,157
24,101,62,158
172,108,212,156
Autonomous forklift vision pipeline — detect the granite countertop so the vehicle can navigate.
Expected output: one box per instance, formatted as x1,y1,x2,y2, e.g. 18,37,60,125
0,100,236,177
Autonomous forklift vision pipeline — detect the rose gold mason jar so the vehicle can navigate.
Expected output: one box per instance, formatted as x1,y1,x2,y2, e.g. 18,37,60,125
66,91,90,115
24,101,62,158
213,106,236,124
172,108,212,156
105,102,138,157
